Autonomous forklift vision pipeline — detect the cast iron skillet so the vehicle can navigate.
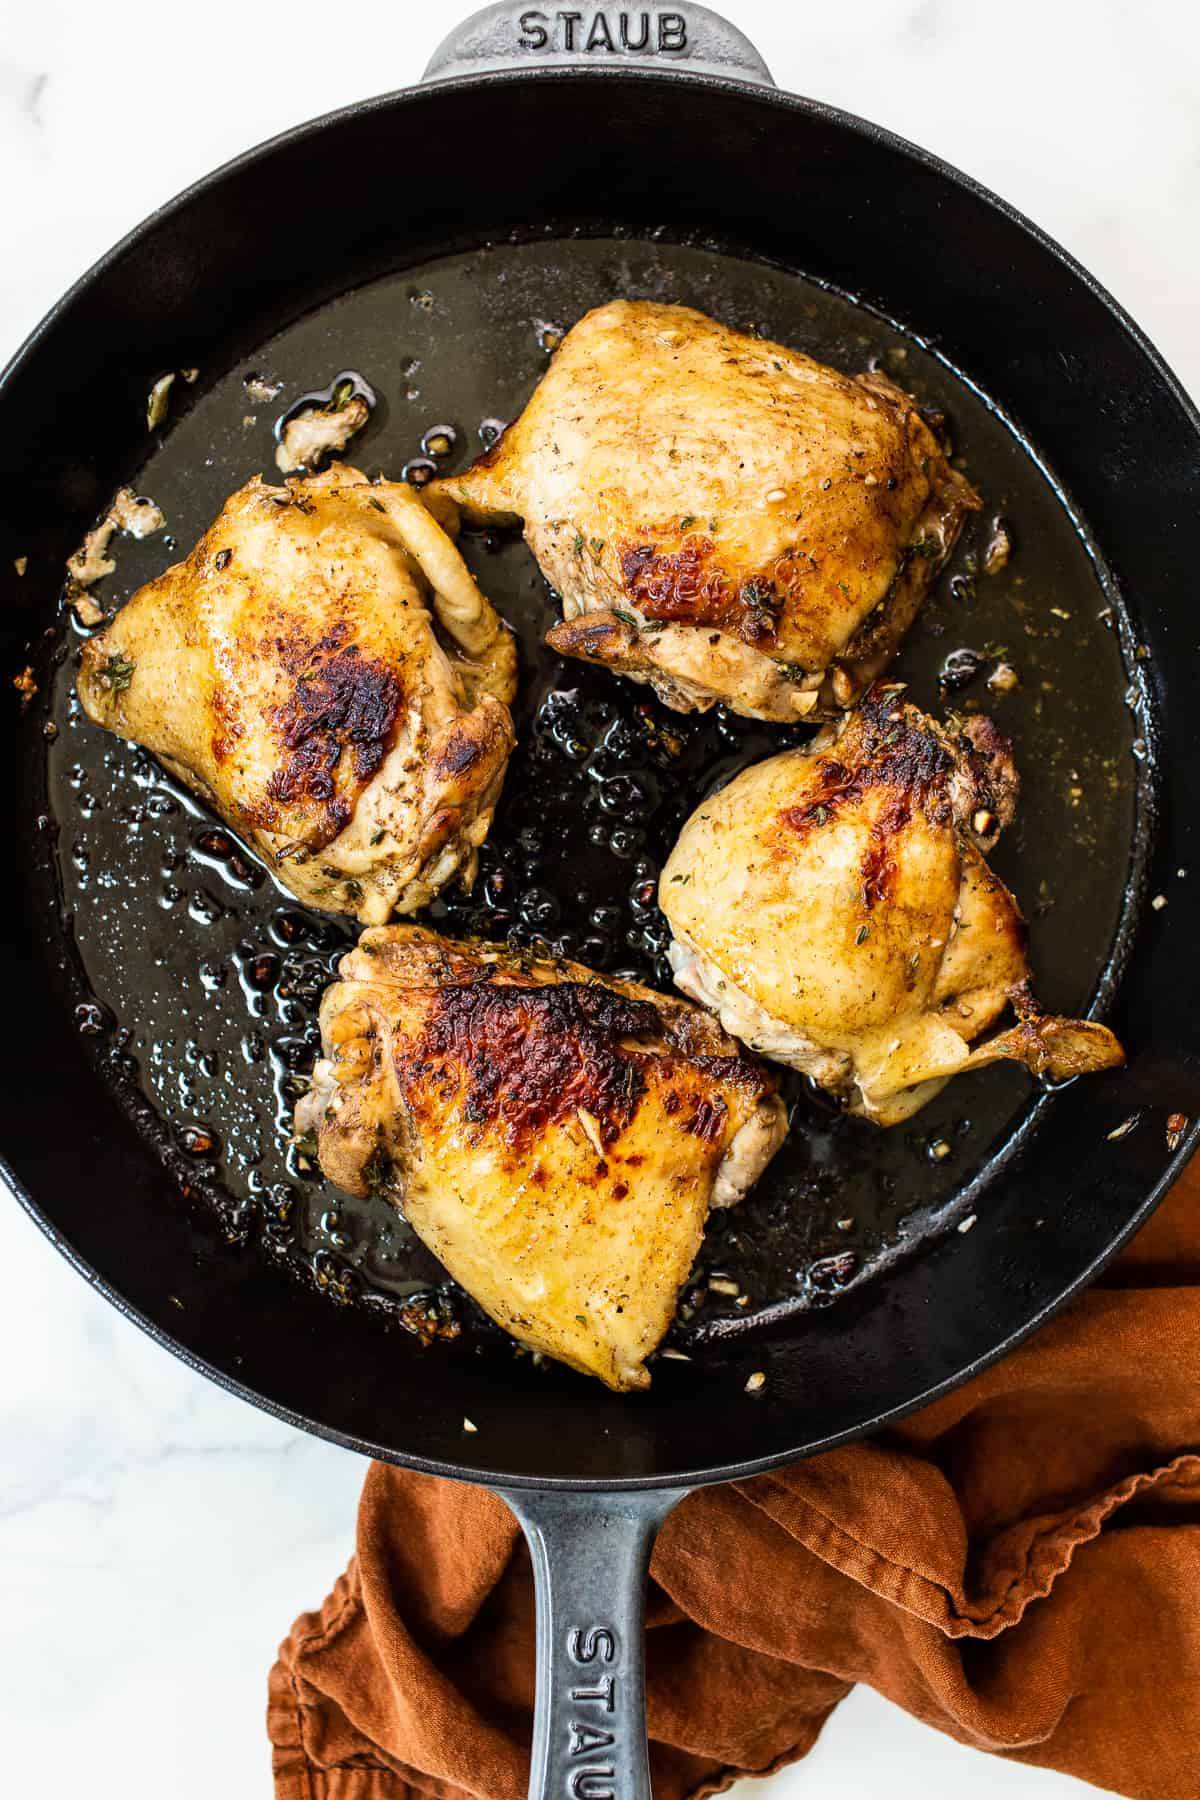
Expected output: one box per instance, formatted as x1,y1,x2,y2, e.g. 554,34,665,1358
3,6,1199,1793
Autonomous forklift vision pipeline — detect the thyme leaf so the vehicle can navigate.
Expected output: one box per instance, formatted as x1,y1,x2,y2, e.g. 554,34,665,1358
101,653,135,693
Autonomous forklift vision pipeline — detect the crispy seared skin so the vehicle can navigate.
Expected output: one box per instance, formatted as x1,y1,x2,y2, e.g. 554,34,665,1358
433,300,979,721
78,467,517,922
296,926,787,1389
661,685,1124,1123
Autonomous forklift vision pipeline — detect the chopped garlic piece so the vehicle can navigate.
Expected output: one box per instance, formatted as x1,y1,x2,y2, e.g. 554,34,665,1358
146,372,175,429
109,488,165,539
67,487,165,589
67,519,117,586
69,584,105,628
275,395,370,474
983,523,1011,574
245,373,283,405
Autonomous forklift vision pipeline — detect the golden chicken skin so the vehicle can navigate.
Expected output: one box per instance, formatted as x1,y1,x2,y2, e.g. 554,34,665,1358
433,300,979,721
660,685,1124,1124
78,467,516,923
296,926,787,1389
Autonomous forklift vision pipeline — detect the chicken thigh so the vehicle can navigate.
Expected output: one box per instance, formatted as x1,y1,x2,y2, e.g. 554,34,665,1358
660,685,1124,1124
296,925,787,1389
433,300,978,721
78,468,517,923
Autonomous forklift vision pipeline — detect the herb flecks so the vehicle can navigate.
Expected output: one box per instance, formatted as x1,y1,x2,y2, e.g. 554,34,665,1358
364,1147,393,1197
101,653,135,694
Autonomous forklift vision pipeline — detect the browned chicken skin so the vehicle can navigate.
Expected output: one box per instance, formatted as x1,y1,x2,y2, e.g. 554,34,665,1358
78,467,517,922
296,926,787,1389
433,300,979,720
661,685,1125,1123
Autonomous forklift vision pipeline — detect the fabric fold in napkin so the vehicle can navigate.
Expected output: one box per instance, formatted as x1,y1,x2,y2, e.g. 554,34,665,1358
270,1160,1200,1800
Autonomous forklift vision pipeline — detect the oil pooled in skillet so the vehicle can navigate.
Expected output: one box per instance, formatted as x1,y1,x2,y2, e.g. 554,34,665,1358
45,238,1143,1357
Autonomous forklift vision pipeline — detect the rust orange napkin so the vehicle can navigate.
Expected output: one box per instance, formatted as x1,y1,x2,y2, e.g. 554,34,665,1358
269,1158,1200,1800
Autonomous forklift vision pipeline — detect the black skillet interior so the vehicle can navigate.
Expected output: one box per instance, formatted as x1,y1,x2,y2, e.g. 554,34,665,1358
2,71,1198,1487
33,241,1159,1341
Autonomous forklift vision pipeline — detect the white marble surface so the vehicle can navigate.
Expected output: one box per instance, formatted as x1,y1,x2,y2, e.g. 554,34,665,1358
2,2,1196,1795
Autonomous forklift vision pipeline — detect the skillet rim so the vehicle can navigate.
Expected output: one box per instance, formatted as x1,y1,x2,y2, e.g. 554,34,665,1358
4,1133,1197,1491
3,64,1199,1490
4,66,1200,452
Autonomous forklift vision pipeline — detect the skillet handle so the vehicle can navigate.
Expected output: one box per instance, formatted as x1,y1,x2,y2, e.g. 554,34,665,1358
497,1485,690,1800
423,4,774,86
